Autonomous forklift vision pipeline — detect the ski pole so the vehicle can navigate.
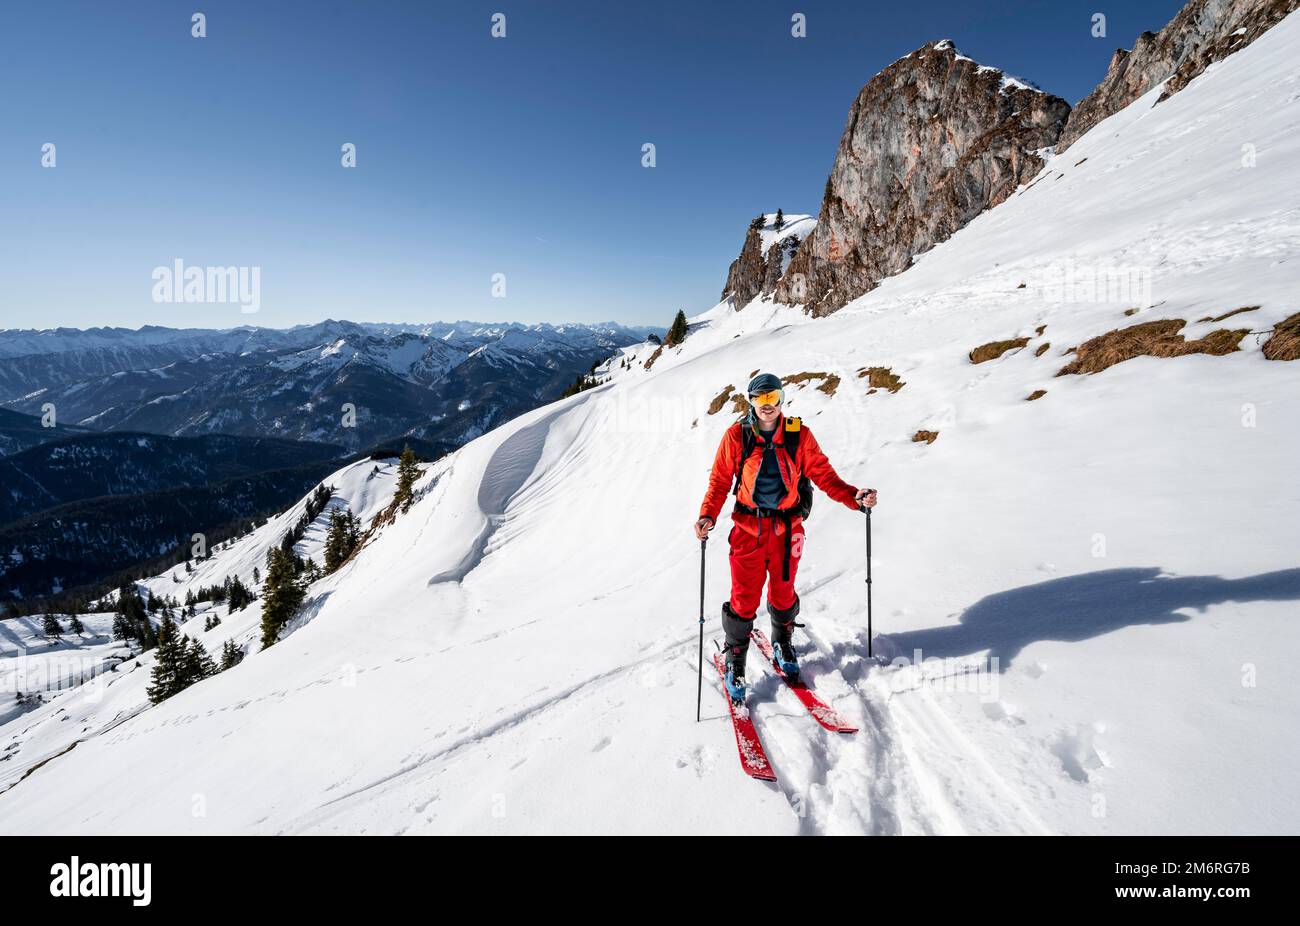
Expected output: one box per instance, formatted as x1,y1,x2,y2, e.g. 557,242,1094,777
864,505,873,658
696,535,707,722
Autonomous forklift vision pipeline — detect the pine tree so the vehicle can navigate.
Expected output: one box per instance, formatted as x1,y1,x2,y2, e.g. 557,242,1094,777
665,310,689,348
774,208,785,231
324,509,362,572
42,613,63,638
227,575,252,612
324,509,346,573
117,581,146,624
179,637,218,686
138,615,158,652
219,639,245,671
146,613,182,704
112,613,133,642
346,511,360,552
260,547,305,649
69,614,85,635
394,446,420,514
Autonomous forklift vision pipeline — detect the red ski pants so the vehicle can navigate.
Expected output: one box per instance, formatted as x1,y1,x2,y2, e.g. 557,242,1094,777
727,515,804,619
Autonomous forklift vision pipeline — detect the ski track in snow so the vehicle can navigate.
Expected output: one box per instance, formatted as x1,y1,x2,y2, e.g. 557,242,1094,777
276,627,700,834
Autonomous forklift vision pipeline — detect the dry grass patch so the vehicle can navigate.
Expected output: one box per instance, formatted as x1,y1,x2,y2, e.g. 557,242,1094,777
1035,324,1046,336
1262,311,1300,361
643,345,664,370
1057,319,1249,375
1197,305,1260,323
856,366,905,393
912,430,939,444
1123,308,1140,316
782,370,841,396
1034,342,1050,357
969,337,1030,364
707,385,735,415
730,393,750,415
1026,389,1047,401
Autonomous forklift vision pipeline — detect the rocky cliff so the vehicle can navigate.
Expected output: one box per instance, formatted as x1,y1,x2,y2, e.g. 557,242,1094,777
720,212,816,308
1058,0,1298,152
771,41,1070,316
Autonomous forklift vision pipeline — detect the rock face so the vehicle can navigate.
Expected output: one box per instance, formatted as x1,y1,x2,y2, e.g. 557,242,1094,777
1057,0,1299,152
721,213,815,308
772,41,1070,316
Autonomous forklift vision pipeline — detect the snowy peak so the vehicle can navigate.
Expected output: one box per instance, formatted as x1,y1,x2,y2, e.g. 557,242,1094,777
767,35,1070,315
1057,0,1300,152
721,212,818,308
897,38,1039,94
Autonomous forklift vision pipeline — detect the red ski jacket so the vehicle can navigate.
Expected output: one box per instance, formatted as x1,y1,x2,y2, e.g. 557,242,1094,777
698,414,859,531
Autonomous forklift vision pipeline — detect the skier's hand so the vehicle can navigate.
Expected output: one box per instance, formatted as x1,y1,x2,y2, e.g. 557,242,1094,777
694,517,714,540
856,488,878,510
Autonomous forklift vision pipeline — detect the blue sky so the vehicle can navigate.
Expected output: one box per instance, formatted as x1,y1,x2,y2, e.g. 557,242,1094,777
0,0,1186,331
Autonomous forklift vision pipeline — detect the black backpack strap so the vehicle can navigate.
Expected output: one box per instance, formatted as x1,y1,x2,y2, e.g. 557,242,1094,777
781,510,794,581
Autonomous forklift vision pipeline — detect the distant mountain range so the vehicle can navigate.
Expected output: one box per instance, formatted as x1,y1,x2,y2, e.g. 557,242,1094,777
0,407,95,456
0,319,661,453
0,319,660,602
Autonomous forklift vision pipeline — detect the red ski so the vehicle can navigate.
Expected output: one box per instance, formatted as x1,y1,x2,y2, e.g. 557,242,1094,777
712,652,777,781
751,629,859,734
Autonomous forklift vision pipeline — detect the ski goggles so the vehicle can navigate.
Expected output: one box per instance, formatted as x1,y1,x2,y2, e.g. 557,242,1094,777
749,388,783,407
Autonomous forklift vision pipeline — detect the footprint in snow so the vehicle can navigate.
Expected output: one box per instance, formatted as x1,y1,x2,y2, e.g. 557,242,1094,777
981,700,1025,725
1050,722,1109,783
1022,661,1047,679
675,745,716,778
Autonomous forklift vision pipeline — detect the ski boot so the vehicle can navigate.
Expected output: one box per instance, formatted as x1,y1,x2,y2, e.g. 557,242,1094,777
720,602,753,704
768,598,801,679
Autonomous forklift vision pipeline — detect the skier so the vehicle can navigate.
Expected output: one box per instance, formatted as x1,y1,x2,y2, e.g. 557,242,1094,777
693,372,876,702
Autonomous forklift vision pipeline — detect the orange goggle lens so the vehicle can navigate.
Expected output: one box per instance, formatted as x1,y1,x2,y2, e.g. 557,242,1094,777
750,389,783,407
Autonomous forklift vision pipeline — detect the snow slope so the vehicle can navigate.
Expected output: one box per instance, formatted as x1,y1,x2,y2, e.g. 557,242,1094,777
1,13,1298,834
0,459,397,799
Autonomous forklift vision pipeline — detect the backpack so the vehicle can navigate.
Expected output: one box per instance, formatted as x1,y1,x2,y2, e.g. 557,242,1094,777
733,416,814,519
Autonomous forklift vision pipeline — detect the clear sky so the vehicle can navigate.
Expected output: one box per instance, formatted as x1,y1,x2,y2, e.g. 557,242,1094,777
0,0,1187,331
